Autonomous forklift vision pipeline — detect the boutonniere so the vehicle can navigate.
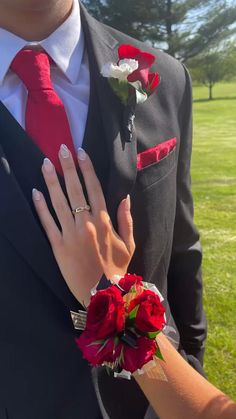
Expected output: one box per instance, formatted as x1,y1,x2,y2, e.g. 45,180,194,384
101,44,159,105
101,44,160,141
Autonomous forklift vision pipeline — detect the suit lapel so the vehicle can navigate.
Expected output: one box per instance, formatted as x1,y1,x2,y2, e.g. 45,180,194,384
81,50,110,200
81,4,138,223
0,103,80,311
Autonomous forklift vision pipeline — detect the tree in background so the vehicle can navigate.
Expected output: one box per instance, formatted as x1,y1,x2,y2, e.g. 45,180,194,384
187,44,236,100
82,0,236,62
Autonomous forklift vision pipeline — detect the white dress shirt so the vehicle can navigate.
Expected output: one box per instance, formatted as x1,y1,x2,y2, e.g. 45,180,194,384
0,0,90,150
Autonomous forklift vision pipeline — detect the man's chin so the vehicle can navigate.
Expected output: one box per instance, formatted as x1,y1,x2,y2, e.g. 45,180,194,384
0,0,70,13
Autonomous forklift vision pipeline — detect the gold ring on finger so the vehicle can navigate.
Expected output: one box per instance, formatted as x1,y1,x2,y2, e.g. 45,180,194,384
72,204,91,215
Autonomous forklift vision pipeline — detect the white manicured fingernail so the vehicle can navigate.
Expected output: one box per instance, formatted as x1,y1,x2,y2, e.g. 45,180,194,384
77,148,87,161
60,144,70,158
125,195,131,211
32,188,41,201
43,158,54,173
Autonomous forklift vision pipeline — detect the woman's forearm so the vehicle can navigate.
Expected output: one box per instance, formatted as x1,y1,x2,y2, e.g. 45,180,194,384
135,333,236,419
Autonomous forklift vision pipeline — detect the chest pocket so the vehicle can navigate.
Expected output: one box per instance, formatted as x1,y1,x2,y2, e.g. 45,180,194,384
136,147,177,191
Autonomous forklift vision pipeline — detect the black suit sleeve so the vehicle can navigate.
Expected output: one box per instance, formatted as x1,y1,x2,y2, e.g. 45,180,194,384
167,65,207,371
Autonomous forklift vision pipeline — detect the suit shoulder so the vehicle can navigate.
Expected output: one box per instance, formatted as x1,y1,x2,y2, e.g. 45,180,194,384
81,5,189,99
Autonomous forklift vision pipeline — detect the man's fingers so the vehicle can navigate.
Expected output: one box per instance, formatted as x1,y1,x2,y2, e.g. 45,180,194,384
32,188,61,247
117,195,135,256
77,148,107,214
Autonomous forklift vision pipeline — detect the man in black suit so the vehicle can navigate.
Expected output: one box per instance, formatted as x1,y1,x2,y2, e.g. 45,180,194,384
0,0,207,418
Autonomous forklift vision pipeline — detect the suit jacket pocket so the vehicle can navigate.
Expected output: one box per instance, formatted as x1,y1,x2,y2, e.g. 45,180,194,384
136,146,176,190
137,137,177,170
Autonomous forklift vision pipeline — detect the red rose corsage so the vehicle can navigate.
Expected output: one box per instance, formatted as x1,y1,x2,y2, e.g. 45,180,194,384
75,274,166,378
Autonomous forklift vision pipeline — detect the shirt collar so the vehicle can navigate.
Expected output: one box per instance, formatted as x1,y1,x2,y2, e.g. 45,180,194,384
0,0,83,85
0,29,26,85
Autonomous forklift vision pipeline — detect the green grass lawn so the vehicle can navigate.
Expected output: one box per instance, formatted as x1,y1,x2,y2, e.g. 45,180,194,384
191,82,236,400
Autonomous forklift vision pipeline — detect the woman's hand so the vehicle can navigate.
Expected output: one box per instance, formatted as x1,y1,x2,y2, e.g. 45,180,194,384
32,145,135,306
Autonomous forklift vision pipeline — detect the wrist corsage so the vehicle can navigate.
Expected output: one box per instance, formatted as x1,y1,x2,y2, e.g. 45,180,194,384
74,274,166,379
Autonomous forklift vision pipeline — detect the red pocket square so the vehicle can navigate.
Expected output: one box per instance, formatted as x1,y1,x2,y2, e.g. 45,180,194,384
137,137,177,170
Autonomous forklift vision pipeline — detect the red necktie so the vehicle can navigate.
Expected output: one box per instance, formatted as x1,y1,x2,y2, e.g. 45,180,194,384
10,49,77,172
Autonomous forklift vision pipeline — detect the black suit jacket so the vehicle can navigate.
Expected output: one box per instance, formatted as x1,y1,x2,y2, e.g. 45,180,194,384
0,4,207,419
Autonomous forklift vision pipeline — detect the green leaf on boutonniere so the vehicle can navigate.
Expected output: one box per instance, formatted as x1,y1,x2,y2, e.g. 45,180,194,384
155,345,165,362
128,304,140,321
108,78,130,105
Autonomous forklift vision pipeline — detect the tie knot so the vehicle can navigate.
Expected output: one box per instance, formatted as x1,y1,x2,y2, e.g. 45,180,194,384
10,49,52,92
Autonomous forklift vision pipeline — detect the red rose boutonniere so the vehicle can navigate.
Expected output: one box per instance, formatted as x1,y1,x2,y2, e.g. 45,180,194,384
76,274,166,379
101,44,160,105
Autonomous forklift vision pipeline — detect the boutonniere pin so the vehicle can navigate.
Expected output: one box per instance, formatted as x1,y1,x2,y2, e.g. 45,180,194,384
101,44,160,105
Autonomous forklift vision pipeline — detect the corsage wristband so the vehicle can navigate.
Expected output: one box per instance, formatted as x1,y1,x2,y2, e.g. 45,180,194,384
72,274,167,379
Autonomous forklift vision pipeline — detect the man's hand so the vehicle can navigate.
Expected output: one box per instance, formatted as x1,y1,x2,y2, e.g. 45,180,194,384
32,145,135,306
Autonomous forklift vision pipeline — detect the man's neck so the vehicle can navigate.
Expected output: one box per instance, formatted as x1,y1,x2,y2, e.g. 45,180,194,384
0,0,73,41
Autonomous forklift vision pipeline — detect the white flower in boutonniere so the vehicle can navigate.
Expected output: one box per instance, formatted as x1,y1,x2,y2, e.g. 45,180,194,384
101,59,139,81
101,44,160,105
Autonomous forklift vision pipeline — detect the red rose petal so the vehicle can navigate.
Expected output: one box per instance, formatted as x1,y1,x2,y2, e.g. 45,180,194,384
86,286,125,340
118,44,142,60
127,52,156,89
128,290,166,333
76,333,122,367
148,72,160,92
118,44,157,90
121,336,157,373
138,51,156,67
118,273,143,293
